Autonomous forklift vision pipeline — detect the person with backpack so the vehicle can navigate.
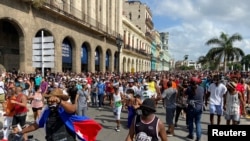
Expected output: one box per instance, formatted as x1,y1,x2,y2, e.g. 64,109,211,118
97,78,105,110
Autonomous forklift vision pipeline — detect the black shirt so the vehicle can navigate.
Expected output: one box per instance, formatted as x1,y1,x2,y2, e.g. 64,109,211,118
134,115,159,141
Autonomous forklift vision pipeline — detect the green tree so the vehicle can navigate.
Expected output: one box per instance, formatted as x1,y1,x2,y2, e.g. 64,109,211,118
197,55,209,69
241,54,250,71
205,32,245,72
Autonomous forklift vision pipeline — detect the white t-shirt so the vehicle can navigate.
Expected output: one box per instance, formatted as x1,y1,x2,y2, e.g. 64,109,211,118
140,90,154,102
208,83,227,105
0,81,5,94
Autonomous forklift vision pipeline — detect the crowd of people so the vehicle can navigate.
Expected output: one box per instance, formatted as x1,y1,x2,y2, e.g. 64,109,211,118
0,69,249,141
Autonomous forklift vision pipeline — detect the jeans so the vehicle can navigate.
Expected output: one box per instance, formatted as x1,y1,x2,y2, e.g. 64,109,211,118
166,107,176,125
187,108,202,140
91,93,98,106
98,94,104,107
77,106,88,116
175,106,187,125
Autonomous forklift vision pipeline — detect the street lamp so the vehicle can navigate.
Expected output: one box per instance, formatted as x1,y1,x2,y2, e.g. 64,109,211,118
116,34,123,74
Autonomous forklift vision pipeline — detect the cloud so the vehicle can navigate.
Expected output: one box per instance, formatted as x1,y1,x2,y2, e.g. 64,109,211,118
140,0,250,61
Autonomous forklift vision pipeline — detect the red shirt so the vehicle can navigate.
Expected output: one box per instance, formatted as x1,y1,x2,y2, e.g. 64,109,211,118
236,83,244,94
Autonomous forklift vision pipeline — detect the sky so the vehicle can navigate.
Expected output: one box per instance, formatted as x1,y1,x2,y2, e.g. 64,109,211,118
139,0,250,61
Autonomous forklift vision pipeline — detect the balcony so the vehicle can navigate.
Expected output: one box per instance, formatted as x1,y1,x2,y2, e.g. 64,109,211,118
23,0,120,38
145,32,155,41
145,18,154,29
123,45,148,56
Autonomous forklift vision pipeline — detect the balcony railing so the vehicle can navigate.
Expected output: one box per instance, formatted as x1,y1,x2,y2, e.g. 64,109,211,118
123,45,148,56
145,32,155,41
36,0,120,38
145,18,154,29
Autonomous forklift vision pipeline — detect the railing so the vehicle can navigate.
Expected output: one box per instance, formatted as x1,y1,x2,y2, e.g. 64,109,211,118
145,32,155,41
123,45,148,56
41,0,119,38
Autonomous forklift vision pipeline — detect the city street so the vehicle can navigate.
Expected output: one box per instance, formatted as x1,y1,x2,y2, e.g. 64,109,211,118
1,103,249,141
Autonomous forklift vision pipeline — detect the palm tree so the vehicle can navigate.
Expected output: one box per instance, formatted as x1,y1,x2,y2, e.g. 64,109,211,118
241,54,250,71
205,32,245,72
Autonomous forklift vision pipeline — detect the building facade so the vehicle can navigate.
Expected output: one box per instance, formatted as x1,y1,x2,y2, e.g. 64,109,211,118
0,0,123,73
122,16,151,73
0,0,170,74
160,32,171,71
123,0,158,71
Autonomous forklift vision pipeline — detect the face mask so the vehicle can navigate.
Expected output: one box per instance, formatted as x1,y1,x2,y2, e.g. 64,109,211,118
48,104,58,111
183,84,188,88
141,109,152,117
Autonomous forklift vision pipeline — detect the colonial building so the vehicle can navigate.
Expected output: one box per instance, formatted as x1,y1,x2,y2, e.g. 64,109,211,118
123,0,171,71
160,32,171,71
0,0,123,73
123,0,158,71
122,16,151,73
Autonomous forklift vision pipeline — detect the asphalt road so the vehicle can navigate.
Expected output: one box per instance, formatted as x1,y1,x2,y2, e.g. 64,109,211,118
0,103,249,141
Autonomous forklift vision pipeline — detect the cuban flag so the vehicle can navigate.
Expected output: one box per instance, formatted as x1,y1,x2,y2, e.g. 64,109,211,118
38,106,102,141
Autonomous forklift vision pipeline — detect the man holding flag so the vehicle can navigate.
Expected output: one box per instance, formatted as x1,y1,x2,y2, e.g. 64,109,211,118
16,88,102,141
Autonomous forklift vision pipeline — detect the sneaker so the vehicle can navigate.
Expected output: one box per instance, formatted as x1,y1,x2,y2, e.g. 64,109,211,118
167,134,173,137
186,135,194,139
115,127,120,132
166,131,173,136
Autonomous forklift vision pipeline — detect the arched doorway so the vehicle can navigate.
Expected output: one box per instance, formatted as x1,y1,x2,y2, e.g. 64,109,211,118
34,30,53,76
114,52,119,73
81,43,89,72
123,57,126,73
62,38,72,72
95,47,101,72
0,19,23,72
106,50,111,72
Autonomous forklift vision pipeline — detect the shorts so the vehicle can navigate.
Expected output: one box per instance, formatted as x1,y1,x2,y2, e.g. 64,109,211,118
0,93,5,103
225,114,240,122
113,106,122,120
12,114,27,128
3,116,13,128
209,104,223,115
32,107,43,112
166,107,176,125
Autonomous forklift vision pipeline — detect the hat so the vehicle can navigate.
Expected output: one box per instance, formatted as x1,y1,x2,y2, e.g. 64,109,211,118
128,78,134,83
82,79,88,84
54,82,59,88
190,77,201,84
44,89,69,101
140,99,156,112
113,82,119,88
227,81,236,89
